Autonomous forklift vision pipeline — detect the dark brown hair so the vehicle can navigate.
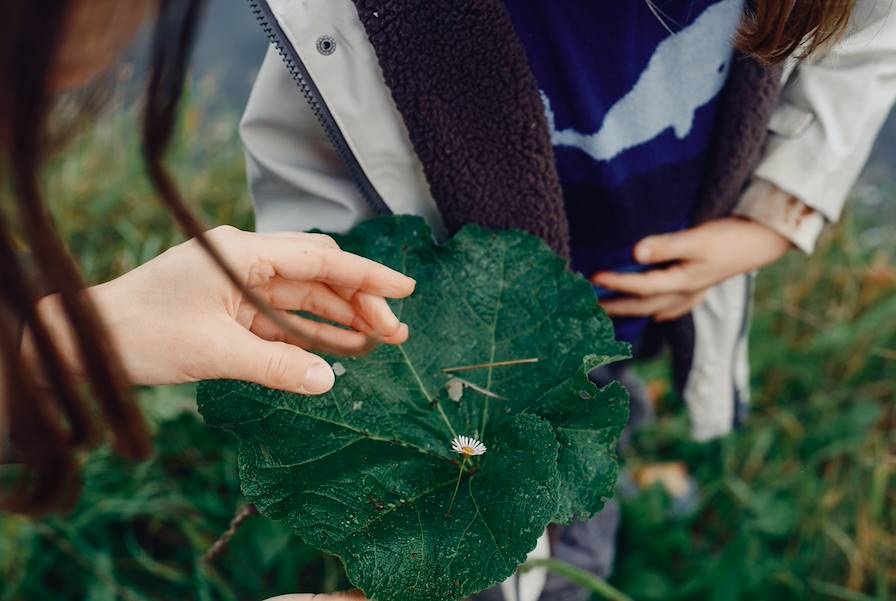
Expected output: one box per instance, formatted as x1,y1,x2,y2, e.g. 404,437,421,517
0,0,213,514
0,0,861,514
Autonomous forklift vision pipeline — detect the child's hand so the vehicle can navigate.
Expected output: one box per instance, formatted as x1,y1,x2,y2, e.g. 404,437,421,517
591,217,791,321
26,227,415,395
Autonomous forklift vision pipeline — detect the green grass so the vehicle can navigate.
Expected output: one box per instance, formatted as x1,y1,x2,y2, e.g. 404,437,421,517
612,218,896,601
1,96,893,600
41,85,256,285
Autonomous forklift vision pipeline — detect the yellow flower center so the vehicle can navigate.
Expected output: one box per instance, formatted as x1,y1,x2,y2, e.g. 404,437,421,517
461,446,476,456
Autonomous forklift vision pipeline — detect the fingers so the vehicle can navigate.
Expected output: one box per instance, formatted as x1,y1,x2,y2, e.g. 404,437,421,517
592,265,695,296
265,278,408,343
601,290,706,321
252,311,378,357
263,232,341,249
208,229,414,338
327,284,410,343
262,234,410,341
381,321,409,345
266,279,357,326
633,229,701,264
252,237,416,298
314,249,416,298
218,327,335,394
353,291,405,342
655,290,707,321
601,293,685,317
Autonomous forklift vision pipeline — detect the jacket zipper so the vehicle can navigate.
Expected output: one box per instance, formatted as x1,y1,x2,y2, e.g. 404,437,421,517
247,0,392,216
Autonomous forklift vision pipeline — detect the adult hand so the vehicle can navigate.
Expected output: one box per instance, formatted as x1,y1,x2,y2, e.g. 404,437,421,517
264,591,366,601
591,217,791,322
29,226,415,395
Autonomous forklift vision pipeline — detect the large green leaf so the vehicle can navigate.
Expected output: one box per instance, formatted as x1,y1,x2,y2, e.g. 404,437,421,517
198,216,630,601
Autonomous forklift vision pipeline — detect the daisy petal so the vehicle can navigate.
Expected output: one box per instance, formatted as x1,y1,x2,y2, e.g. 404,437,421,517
450,435,487,457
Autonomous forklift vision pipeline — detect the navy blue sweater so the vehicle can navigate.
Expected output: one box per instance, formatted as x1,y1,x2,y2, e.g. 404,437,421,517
504,0,742,343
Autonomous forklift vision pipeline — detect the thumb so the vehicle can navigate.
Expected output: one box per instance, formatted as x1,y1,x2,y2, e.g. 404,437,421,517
222,329,335,395
634,229,700,264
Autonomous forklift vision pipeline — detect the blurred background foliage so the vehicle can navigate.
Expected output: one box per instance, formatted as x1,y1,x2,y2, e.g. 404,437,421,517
1,4,895,596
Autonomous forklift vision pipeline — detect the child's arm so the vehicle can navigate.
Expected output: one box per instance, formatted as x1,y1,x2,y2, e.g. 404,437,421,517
594,0,896,320
593,215,790,321
749,0,896,229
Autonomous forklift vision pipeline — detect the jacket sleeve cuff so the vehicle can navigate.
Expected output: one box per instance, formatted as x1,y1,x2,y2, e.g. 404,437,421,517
733,179,826,254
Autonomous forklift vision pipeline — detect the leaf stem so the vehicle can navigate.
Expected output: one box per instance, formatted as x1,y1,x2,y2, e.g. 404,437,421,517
436,403,458,438
445,456,468,516
481,401,490,441
202,504,258,564
520,559,633,601
441,357,540,373
399,344,457,437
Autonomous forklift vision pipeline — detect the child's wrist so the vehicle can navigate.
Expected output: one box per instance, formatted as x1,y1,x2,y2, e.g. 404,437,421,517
734,179,826,254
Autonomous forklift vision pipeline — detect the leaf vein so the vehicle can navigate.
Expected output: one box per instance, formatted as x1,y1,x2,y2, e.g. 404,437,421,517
256,437,367,469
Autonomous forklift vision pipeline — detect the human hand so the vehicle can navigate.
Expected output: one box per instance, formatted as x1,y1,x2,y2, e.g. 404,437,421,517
591,217,791,321
29,227,415,394
264,591,366,601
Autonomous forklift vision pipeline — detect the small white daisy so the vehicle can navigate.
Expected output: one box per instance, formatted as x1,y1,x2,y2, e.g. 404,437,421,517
451,435,487,457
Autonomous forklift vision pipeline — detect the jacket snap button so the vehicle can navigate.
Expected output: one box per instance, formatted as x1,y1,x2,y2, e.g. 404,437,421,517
316,35,337,56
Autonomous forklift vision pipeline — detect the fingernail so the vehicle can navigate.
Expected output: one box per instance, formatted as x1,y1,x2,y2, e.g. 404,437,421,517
636,245,652,262
303,362,334,394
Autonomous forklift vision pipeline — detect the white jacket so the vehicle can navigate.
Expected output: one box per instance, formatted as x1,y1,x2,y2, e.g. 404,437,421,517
240,0,896,441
